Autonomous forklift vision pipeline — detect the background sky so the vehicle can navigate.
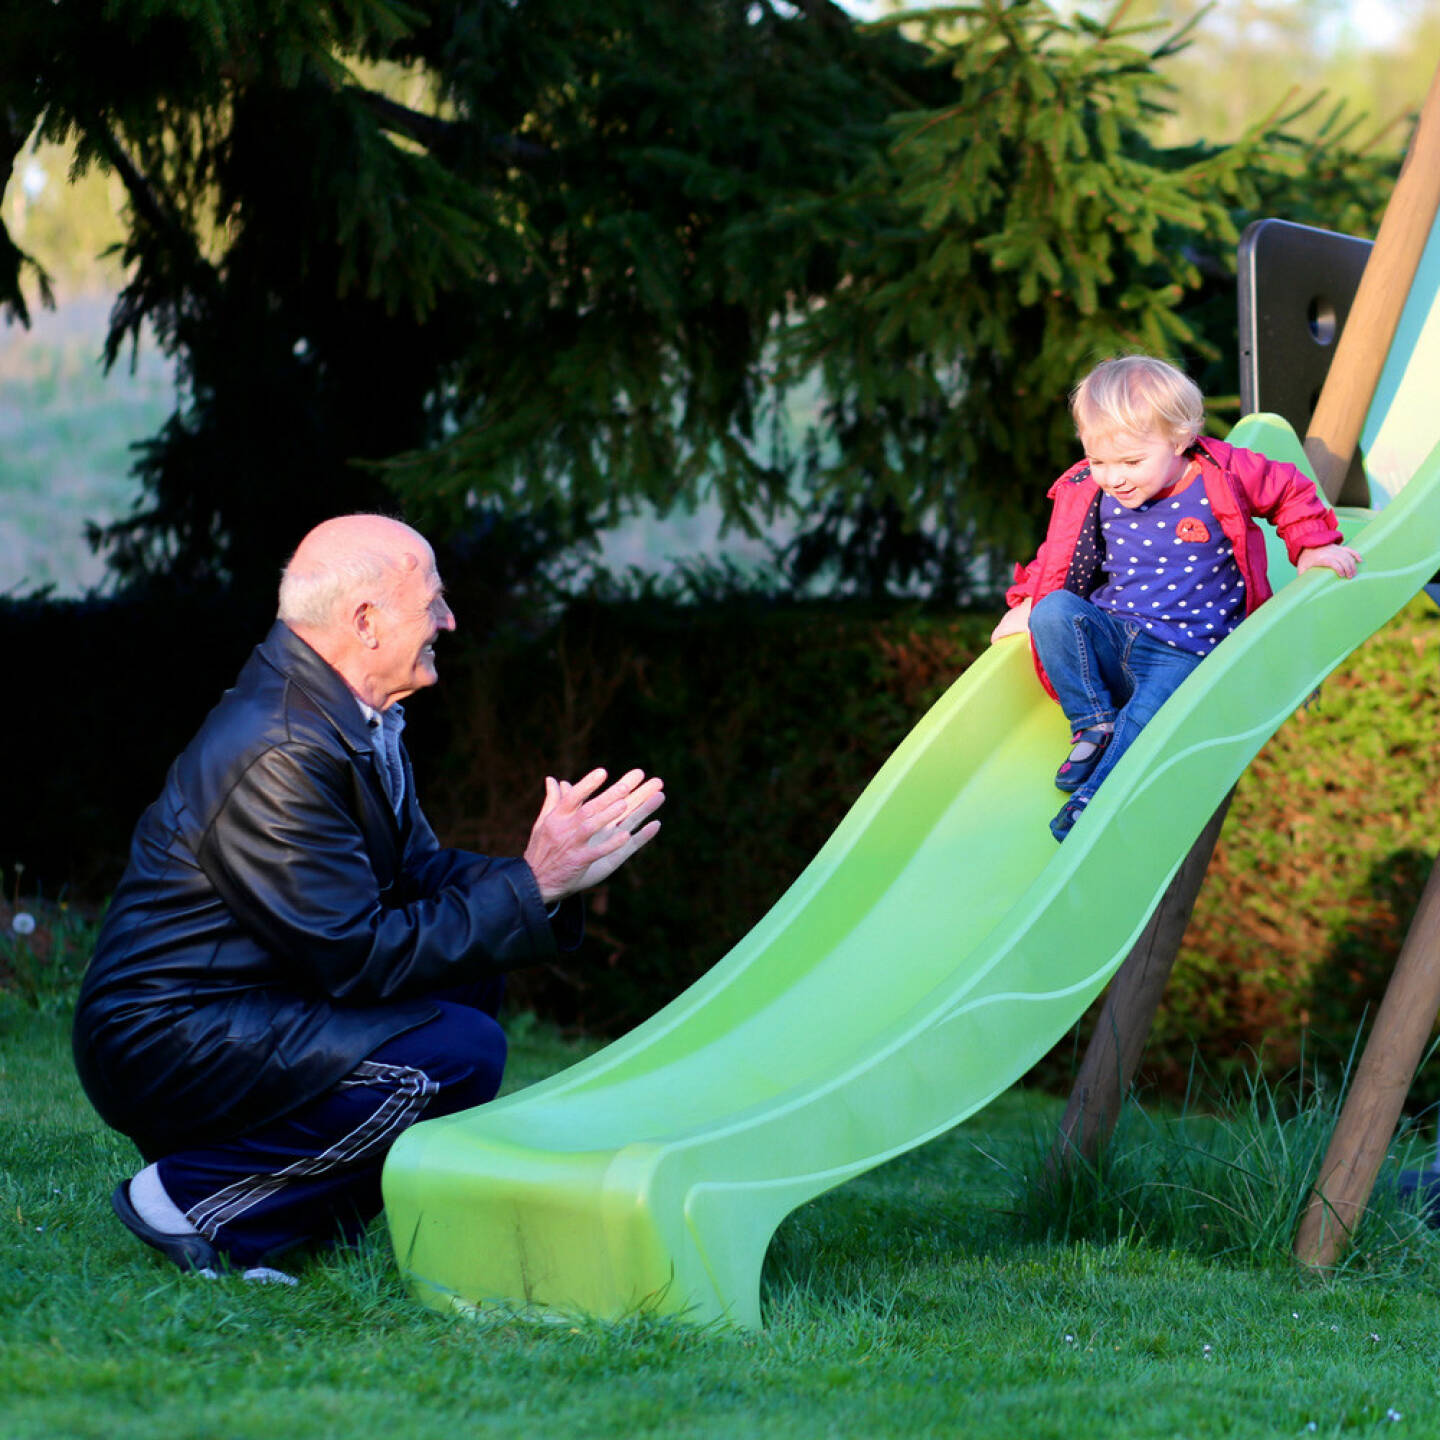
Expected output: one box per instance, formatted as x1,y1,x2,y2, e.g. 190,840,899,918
842,0,1440,149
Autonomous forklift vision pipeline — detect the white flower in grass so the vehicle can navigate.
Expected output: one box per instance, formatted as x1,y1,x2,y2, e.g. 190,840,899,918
1387,1409,1403,1423
12,912,36,936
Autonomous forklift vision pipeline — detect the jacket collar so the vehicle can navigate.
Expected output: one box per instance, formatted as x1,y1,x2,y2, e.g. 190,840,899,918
1192,434,1234,471
255,620,376,757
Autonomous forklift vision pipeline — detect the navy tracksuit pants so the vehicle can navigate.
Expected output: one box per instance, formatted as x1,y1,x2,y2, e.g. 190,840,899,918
154,982,506,1268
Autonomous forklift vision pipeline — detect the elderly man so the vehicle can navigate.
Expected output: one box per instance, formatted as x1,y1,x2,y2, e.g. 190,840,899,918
73,514,663,1281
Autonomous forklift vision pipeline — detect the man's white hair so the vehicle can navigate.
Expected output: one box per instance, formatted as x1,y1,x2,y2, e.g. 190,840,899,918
277,545,401,629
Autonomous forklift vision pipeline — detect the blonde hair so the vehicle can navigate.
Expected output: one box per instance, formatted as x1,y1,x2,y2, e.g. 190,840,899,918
1070,356,1204,449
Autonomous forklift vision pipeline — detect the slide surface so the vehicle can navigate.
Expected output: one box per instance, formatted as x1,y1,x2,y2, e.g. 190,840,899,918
383,415,1440,1330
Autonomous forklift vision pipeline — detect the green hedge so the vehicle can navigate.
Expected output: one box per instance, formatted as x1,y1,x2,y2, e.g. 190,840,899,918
7,588,1435,1097
1,586,268,898
419,592,1440,1093
1161,594,1440,1098
414,596,992,1032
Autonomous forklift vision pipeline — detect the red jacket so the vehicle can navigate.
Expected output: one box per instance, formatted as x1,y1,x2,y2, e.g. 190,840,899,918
1004,436,1343,698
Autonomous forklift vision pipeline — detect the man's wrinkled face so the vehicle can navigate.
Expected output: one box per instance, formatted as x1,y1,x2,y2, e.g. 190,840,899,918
371,550,455,706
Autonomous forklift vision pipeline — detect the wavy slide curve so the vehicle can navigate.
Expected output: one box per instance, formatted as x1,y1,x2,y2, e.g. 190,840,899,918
382,414,1440,1329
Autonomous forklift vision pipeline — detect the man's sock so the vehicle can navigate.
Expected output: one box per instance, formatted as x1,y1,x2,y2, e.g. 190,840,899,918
128,1165,297,1284
128,1162,201,1236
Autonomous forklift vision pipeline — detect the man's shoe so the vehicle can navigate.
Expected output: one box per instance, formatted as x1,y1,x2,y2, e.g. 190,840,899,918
1055,727,1111,792
111,1180,221,1273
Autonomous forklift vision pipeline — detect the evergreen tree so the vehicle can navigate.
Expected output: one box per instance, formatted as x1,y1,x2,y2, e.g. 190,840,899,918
777,0,1396,599
0,0,1397,606
0,0,937,605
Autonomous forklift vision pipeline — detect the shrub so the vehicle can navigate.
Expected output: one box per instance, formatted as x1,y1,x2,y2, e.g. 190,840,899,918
414,594,992,1031
8,581,1435,1094
1155,596,1440,1101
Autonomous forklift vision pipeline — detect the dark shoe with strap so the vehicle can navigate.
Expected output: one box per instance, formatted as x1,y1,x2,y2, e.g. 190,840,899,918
111,1180,221,1273
1050,793,1090,843
1055,727,1112,792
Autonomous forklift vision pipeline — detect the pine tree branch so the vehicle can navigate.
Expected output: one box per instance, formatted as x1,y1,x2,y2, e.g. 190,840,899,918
789,0,856,32
785,0,935,112
83,115,223,366
0,100,53,326
352,88,552,169
88,120,201,271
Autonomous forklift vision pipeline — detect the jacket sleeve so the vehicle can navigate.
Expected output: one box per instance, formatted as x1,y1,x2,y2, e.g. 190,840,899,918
1233,449,1344,564
1005,552,1045,609
406,839,585,954
197,741,560,1004
1003,466,1086,609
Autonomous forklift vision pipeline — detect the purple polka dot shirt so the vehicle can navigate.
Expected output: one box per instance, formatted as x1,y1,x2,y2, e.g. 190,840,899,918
1090,479,1246,654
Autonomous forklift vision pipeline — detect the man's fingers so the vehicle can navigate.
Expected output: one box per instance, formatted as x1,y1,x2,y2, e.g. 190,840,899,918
583,789,664,851
574,817,663,892
584,784,665,843
582,767,647,813
606,767,648,796
565,768,609,806
594,775,664,826
618,787,665,832
582,824,642,861
562,769,663,826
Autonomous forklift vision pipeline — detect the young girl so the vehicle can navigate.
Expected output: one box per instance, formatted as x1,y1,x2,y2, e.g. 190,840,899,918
992,355,1361,841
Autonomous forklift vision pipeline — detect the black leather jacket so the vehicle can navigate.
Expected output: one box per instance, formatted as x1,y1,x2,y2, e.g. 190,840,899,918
73,621,575,1159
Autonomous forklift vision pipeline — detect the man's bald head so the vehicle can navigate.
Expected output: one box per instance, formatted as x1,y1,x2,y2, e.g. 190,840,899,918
278,514,455,709
278,514,432,631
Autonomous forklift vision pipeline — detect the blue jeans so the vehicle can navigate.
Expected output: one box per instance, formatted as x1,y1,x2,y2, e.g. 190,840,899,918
1029,591,1203,802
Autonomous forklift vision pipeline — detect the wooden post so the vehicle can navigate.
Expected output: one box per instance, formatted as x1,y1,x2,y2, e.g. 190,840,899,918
1288,58,1440,1268
1294,853,1440,1268
1303,62,1440,502
1049,795,1233,1171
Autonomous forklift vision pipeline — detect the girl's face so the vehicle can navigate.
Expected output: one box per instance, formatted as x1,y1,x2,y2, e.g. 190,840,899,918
1078,426,1191,509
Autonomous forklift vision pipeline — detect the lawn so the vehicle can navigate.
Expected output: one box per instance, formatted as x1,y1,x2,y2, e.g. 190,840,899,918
6,984,1440,1440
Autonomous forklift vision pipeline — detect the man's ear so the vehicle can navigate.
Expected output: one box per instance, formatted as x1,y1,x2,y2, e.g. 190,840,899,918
353,600,382,650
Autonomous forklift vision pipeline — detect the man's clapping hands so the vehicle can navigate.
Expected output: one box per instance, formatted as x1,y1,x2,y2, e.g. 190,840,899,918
523,767,665,905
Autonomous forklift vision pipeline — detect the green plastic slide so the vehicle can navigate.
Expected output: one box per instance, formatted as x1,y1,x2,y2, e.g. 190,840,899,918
382,414,1440,1330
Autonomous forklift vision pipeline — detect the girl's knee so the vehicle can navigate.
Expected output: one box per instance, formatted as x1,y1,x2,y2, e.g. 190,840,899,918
1030,591,1084,637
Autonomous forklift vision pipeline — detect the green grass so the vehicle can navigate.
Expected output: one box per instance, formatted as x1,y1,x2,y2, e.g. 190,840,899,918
7,967,1440,1440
